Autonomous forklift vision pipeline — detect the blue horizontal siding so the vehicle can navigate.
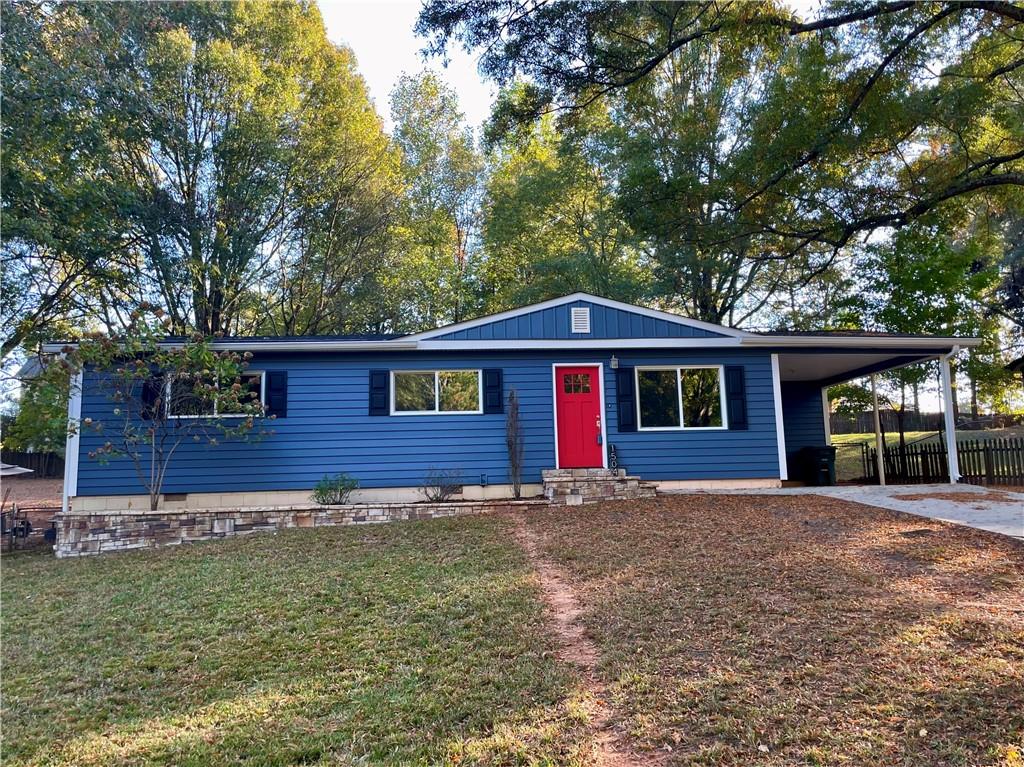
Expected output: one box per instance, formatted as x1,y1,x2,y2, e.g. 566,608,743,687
781,382,827,463
435,300,728,340
75,349,779,496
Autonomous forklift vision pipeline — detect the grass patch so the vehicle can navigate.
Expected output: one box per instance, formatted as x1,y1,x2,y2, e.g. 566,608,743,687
2,517,589,766
830,427,1024,481
526,495,1024,766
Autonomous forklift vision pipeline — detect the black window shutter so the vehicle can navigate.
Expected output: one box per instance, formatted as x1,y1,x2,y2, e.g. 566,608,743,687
141,374,163,420
483,369,503,414
725,365,748,430
266,371,288,418
616,367,636,432
369,369,389,416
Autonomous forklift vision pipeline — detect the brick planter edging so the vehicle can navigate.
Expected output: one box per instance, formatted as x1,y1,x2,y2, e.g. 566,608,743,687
54,499,551,558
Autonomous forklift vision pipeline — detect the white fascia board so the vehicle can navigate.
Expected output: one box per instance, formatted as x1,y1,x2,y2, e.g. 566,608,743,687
42,340,418,353
401,292,750,342
741,335,983,349
416,337,744,350
205,340,418,352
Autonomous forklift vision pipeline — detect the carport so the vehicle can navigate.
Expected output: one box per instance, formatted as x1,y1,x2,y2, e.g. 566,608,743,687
740,332,984,485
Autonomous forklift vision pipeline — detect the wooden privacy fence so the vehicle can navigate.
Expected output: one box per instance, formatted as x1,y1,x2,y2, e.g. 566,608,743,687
864,438,1024,486
0,450,64,479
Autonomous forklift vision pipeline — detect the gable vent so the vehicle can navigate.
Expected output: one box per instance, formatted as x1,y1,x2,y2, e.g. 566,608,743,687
570,307,591,334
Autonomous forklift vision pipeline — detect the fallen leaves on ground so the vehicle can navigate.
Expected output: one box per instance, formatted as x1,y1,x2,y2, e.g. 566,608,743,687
891,490,1024,504
525,494,1024,766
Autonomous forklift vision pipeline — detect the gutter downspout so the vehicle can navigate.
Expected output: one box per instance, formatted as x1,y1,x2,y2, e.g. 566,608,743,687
938,346,961,484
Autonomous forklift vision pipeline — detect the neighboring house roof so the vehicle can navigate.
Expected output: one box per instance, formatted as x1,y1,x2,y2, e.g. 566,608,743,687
1006,354,1024,372
42,292,983,353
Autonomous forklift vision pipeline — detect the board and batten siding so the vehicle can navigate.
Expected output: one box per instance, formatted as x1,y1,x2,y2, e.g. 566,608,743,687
433,299,728,341
74,349,780,497
780,381,828,462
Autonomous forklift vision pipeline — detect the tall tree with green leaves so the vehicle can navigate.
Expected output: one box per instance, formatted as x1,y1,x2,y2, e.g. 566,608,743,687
605,21,811,324
418,0,1024,264
863,203,1013,431
481,107,647,310
2,1,402,351
383,72,484,330
1,1,137,357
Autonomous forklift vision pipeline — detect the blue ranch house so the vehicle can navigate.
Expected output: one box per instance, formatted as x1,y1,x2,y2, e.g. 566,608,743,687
52,293,979,512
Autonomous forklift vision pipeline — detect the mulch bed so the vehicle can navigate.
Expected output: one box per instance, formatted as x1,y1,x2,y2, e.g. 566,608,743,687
524,494,1024,766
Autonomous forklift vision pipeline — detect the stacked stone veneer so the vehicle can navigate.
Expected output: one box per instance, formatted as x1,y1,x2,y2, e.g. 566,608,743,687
542,468,658,505
55,470,661,557
54,500,549,558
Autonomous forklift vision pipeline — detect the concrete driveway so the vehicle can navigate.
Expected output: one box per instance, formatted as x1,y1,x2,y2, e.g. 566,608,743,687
795,484,1024,540
669,483,1024,540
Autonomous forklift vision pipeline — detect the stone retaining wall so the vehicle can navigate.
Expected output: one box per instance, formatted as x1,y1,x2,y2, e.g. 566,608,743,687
54,499,550,558
542,468,658,505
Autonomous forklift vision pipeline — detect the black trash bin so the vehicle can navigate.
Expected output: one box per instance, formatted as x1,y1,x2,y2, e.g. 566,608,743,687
798,446,837,486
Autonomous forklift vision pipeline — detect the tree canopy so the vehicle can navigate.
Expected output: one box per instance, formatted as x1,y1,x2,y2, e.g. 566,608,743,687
2,0,399,353
418,1,1024,258
3,0,1022,416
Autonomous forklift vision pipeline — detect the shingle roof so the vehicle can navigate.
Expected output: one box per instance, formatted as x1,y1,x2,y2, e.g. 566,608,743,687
163,333,403,343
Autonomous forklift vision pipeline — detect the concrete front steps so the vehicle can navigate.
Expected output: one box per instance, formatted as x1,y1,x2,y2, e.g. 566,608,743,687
542,468,658,506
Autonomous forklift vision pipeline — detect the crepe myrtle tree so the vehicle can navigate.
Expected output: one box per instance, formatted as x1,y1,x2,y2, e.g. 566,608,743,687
61,306,271,511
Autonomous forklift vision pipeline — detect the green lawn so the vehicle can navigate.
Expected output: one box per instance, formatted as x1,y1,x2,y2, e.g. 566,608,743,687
4,500,1022,766
830,426,1024,481
1,518,590,767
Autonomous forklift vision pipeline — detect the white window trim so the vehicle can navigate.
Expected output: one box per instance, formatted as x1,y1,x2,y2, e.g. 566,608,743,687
166,370,266,420
390,369,483,415
635,365,729,431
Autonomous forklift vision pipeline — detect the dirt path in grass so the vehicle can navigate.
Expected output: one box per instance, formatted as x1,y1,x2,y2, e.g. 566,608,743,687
510,514,656,767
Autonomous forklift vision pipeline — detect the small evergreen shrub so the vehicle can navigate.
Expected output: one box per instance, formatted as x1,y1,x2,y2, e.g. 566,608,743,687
311,473,359,505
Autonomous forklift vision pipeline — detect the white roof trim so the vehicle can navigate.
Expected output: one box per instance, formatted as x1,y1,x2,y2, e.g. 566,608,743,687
741,335,982,349
42,340,417,353
399,292,751,342
417,337,743,350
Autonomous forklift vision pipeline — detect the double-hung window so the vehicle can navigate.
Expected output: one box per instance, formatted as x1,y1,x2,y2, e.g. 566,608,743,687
167,371,265,418
636,366,727,430
392,370,482,414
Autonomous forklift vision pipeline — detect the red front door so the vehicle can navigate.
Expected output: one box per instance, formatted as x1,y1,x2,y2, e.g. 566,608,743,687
555,365,604,468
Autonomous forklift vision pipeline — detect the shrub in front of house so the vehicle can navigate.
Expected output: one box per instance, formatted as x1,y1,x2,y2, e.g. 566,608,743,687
420,467,463,502
311,473,359,505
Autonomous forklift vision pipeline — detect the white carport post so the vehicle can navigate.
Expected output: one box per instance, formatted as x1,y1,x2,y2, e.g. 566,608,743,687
938,347,961,484
870,374,886,486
